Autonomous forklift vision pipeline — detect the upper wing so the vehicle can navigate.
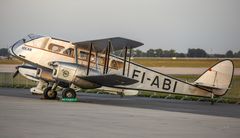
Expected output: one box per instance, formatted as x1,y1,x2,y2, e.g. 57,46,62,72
73,37,143,53
78,74,139,86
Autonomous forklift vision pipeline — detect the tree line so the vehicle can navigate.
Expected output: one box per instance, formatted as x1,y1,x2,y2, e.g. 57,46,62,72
0,48,8,57
131,48,240,58
1,47,240,58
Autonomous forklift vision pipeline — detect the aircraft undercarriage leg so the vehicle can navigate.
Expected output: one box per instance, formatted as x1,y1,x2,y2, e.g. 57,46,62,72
117,89,125,98
120,92,124,98
30,80,46,95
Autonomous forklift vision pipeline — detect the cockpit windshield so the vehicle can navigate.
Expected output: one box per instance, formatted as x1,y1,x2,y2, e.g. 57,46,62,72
11,34,43,48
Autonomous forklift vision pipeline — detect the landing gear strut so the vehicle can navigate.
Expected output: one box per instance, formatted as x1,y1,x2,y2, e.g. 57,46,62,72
117,89,124,98
62,88,76,98
120,93,124,98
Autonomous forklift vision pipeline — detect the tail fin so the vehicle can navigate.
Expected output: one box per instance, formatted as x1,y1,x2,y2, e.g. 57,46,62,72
193,59,234,96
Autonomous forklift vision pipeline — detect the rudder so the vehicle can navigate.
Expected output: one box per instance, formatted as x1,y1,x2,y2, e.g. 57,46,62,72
194,59,234,96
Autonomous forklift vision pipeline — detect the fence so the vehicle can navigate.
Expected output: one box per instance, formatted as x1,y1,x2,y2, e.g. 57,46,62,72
0,73,36,88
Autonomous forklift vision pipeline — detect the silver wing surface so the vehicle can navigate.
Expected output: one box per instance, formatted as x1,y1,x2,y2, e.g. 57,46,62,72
78,74,139,86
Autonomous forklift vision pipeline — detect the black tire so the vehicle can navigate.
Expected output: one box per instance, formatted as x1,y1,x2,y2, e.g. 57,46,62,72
43,87,57,100
117,92,124,98
62,88,76,98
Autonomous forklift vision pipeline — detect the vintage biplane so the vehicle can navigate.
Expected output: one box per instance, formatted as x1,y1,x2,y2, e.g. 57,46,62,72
9,34,234,104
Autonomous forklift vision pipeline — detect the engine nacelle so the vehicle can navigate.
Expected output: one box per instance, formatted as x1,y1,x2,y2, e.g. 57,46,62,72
52,62,78,83
17,64,54,82
51,62,100,89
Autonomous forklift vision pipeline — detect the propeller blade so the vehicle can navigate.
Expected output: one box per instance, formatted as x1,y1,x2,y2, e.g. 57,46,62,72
13,70,19,78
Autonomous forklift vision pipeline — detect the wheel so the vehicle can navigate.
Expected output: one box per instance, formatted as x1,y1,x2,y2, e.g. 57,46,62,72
43,87,57,99
119,92,124,98
62,88,76,98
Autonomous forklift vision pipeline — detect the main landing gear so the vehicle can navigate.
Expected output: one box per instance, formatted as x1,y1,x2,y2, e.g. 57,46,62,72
43,86,57,100
43,82,58,100
118,90,124,98
43,83,77,99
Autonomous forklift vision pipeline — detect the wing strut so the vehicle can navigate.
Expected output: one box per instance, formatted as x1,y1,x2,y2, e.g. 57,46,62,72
95,52,99,70
103,41,111,74
122,46,127,76
127,48,132,77
86,43,93,75
74,45,78,64
105,41,111,73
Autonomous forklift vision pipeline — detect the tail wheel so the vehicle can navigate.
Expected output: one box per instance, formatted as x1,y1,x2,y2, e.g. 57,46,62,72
62,88,76,98
43,87,57,99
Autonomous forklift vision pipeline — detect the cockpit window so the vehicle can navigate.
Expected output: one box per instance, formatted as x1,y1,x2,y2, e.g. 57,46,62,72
12,34,44,48
63,48,74,57
28,34,43,40
48,44,64,53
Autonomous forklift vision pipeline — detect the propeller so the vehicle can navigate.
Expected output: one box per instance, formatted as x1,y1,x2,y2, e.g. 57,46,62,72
13,66,20,78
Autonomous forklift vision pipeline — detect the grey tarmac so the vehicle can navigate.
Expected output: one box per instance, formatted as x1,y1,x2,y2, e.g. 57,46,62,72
0,88,240,138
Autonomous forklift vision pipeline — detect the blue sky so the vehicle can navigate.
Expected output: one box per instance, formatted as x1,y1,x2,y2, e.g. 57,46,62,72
0,0,239,54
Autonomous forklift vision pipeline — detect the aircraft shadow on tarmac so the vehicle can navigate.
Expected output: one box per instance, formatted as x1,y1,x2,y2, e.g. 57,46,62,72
0,88,239,119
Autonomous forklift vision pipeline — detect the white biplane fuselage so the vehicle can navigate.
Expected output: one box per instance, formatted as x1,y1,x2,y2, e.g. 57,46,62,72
8,34,234,102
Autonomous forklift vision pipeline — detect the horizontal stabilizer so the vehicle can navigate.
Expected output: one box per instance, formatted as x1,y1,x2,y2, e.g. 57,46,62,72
194,82,223,90
78,74,139,86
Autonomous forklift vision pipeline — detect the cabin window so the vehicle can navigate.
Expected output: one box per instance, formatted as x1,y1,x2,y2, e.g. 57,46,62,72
111,60,118,69
110,60,123,69
79,51,88,59
63,48,74,57
79,51,95,61
98,57,105,64
48,44,64,53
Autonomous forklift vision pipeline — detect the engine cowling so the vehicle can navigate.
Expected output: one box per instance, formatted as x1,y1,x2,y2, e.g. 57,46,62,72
36,68,54,82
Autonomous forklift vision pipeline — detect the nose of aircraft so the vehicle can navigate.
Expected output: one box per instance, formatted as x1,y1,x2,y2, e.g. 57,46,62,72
8,46,13,56
8,39,24,57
